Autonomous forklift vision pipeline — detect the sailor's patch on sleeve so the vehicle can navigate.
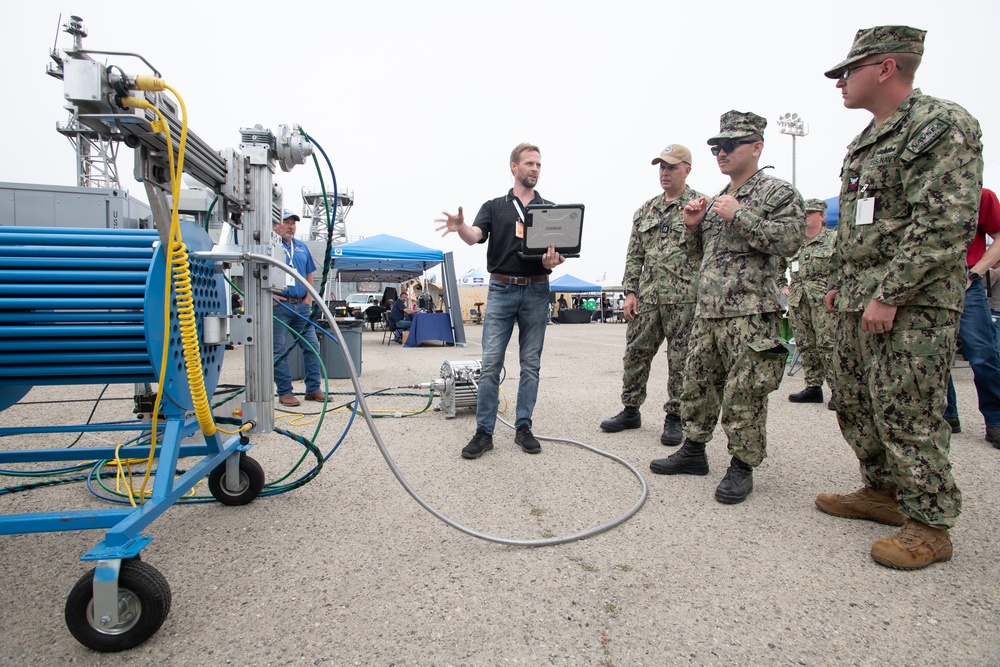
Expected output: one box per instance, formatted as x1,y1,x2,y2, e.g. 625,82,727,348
906,118,951,155
763,184,793,209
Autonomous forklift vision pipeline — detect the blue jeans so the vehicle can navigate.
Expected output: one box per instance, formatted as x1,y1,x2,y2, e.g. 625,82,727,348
273,301,321,396
476,279,550,434
945,280,1000,426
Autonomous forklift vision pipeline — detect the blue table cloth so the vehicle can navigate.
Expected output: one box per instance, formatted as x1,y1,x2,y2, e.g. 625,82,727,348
404,312,455,347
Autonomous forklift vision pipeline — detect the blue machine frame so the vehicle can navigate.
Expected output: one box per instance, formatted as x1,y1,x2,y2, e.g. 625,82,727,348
0,222,243,559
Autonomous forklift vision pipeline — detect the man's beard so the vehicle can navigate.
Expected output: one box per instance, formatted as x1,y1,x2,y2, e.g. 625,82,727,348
517,173,537,189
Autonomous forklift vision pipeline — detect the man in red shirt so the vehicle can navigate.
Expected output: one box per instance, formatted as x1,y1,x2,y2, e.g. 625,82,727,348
944,188,1000,445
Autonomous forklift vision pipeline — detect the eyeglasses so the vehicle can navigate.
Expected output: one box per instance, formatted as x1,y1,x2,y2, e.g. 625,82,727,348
711,139,757,156
838,60,895,80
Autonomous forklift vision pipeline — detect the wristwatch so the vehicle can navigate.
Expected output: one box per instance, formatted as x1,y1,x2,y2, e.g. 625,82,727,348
969,270,982,283
732,209,743,223
624,290,636,297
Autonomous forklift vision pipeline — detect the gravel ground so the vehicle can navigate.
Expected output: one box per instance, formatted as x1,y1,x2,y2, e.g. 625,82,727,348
1,322,999,666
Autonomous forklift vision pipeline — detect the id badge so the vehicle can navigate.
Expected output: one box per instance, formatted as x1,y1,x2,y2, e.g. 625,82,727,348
791,260,800,273
855,197,875,226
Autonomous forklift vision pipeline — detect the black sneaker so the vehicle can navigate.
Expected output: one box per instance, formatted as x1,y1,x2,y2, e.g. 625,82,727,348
944,416,961,434
515,426,541,454
600,407,641,432
987,425,1000,448
715,457,754,504
461,430,493,459
660,413,683,446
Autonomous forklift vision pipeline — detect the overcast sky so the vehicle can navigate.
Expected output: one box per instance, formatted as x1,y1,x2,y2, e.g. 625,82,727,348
2,1,998,285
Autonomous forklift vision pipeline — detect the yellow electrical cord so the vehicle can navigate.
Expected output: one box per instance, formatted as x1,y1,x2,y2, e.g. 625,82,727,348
120,79,221,501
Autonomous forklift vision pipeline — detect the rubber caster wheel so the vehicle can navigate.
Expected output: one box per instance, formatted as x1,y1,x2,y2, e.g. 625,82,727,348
65,559,171,652
208,453,264,505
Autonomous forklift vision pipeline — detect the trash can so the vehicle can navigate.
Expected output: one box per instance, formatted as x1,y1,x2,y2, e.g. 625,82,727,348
321,320,363,379
286,345,305,381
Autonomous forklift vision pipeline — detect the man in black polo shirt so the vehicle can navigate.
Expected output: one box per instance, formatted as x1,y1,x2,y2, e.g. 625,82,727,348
437,143,566,459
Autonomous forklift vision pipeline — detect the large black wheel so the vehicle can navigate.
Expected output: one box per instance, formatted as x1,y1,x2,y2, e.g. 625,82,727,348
208,453,264,506
65,559,171,652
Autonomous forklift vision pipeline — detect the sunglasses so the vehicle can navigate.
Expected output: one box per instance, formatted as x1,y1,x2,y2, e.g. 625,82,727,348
838,60,899,80
711,139,757,156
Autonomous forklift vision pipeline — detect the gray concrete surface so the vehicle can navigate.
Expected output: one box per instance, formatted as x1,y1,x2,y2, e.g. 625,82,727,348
1,322,998,665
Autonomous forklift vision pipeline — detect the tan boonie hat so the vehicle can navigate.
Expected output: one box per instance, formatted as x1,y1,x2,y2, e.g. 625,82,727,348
824,25,926,79
804,198,828,213
707,111,767,145
651,144,692,166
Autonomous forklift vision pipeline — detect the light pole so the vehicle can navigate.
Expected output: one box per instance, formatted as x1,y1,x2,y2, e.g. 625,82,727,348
776,112,808,187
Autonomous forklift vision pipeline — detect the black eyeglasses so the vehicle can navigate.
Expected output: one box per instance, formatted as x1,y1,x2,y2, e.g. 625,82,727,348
711,139,757,156
839,60,898,80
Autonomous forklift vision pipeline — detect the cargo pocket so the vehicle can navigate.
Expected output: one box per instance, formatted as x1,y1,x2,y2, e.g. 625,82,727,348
890,326,954,403
747,337,789,395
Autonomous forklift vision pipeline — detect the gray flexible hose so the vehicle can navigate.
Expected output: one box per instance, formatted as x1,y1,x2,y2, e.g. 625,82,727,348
235,251,649,546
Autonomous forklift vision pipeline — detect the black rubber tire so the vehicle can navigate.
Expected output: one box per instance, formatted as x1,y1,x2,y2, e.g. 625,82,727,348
207,453,264,506
65,559,171,652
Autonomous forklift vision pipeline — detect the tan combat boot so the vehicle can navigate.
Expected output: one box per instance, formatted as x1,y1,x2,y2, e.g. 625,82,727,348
814,486,904,526
870,519,953,570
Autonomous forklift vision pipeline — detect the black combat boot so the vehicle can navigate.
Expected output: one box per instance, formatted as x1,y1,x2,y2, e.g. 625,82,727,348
649,438,709,475
600,406,641,432
715,457,754,504
660,413,683,446
789,386,823,403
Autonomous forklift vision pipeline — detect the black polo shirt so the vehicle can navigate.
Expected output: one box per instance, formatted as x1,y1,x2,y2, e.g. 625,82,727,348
472,189,554,277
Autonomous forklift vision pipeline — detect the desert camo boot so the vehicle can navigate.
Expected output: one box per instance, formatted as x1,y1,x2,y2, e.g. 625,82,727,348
600,406,641,432
815,486,904,526
649,438,709,475
870,519,953,570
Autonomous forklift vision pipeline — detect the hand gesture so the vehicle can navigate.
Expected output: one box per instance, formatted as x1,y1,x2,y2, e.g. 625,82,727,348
435,207,465,236
683,197,708,229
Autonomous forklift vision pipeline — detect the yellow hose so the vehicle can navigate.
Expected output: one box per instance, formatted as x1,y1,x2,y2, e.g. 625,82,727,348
120,81,220,501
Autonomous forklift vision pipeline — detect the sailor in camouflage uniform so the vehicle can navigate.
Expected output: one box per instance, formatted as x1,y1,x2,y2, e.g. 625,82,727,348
650,111,806,505
600,144,704,447
786,199,838,408
814,26,984,570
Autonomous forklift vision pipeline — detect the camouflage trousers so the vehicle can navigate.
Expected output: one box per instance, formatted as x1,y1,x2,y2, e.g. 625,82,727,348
680,312,788,466
787,293,836,388
620,301,695,416
831,308,961,528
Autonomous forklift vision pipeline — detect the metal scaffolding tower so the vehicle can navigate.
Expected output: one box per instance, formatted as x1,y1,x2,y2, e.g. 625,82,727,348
56,113,122,188
50,15,122,189
302,186,354,244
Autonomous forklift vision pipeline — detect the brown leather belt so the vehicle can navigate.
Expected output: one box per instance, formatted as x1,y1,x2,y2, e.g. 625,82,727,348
490,273,548,286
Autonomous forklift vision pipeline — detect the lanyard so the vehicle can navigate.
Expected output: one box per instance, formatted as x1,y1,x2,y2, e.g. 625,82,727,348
283,238,296,265
512,198,526,223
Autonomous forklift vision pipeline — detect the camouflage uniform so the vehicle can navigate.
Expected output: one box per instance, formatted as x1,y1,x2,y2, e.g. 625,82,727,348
787,221,837,388
830,89,983,528
620,184,704,415
682,162,806,466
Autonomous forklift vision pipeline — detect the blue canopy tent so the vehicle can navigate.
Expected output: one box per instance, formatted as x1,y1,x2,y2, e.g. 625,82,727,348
331,234,467,346
332,234,444,282
548,274,601,293
549,274,604,323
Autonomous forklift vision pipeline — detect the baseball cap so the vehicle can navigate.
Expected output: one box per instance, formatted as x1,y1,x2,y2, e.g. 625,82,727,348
652,144,692,166
804,198,828,213
707,111,767,145
824,25,926,79
282,209,300,221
